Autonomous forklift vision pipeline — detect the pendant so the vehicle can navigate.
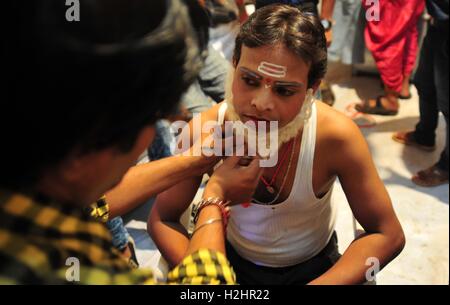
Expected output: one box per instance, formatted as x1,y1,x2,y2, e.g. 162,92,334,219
266,185,275,194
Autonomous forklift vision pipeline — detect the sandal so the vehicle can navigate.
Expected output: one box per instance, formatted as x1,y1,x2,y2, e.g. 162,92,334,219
345,103,377,128
355,96,398,116
121,236,139,268
392,131,436,152
127,238,139,268
412,165,449,187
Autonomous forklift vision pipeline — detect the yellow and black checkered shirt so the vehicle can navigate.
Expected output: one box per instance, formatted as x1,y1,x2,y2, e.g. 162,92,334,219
0,189,236,284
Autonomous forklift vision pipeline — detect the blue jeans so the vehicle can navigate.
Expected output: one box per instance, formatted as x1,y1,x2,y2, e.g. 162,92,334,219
413,23,449,171
106,216,130,251
181,45,230,117
148,120,174,161
328,0,365,65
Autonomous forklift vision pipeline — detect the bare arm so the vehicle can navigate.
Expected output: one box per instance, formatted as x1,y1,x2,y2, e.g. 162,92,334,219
105,154,216,219
148,103,263,267
105,105,224,219
148,104,222,267
149,154,263,268
309,119,405,285
320,0,336,47
320,0,335,20
148,175,203,268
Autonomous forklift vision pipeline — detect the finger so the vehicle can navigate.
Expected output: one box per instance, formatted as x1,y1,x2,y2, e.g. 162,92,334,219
220,155,242,168
243,157,264,178
238,156,253,167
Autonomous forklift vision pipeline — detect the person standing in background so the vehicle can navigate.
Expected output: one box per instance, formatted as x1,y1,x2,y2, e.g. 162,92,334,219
356,0,425,116
392,0,449,187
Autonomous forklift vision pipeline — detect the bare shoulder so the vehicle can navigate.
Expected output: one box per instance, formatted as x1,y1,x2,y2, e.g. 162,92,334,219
196,102,224,123
316,101,362,145
183,102,224,140
315,101,374,176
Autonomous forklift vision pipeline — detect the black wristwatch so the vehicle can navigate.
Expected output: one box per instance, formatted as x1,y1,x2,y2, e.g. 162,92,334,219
321,19,333,31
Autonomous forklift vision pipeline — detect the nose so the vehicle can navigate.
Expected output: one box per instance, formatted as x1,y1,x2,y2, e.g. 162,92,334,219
250,89,275,113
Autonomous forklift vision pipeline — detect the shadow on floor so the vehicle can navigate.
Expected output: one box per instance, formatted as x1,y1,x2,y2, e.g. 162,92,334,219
374,164,448,204
369,116,420,133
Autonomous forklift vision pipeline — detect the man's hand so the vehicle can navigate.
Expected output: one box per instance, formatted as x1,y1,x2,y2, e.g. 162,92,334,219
320,0,336,48
203,156,263,205
325,29,333,48
184,122,257,177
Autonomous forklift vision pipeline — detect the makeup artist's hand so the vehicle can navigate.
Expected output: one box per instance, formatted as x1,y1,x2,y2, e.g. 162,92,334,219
203,155,263,205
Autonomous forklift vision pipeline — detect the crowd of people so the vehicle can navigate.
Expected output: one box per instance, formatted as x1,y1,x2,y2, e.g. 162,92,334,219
0,0,447,285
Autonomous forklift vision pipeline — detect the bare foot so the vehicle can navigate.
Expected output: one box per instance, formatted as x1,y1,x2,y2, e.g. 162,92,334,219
400,75,411,98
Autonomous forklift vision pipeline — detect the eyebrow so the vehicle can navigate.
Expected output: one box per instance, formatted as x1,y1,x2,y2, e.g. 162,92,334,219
239,67,304,88
273,81,303,88
240,67,262,80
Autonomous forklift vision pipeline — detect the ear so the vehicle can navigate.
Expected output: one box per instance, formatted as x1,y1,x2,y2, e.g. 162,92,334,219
60,126,155,183
59,149,115,184
131,125,156,157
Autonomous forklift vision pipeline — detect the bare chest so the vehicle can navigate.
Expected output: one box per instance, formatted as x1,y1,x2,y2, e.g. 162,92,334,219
252,136,334,205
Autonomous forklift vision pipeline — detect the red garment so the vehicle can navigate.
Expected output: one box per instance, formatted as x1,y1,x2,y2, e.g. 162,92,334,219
364,0,425,93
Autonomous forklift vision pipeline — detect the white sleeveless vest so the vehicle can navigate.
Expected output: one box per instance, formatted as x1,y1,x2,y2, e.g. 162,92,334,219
219,102,337,267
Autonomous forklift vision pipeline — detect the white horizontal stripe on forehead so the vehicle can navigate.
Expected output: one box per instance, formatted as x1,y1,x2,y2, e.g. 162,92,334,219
257,61,287,78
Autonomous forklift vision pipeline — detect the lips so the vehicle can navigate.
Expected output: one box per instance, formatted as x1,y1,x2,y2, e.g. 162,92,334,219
243,114,270,123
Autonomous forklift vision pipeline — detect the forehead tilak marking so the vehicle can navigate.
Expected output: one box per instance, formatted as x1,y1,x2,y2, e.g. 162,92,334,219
257,61,287,78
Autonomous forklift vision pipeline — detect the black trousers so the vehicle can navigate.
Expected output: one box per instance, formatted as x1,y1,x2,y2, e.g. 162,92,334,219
413,22,449,171
225,232,341,285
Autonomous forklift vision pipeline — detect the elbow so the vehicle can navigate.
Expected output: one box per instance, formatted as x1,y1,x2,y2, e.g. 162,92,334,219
147,208,157,239
147,221,153,239
390,226,406,258
396,230,406,255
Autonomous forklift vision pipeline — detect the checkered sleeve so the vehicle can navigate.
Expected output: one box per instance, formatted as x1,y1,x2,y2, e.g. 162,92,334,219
88,196,110,222
167,249,236,284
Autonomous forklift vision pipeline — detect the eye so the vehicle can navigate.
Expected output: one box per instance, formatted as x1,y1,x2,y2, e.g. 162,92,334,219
274,86,296,97
241,75,259,87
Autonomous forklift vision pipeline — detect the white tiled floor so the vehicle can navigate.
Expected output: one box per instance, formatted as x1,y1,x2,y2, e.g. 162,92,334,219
329,61,449,285
126,61,449,285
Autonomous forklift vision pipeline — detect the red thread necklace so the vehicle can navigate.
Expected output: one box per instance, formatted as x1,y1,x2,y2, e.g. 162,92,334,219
260,139,294,194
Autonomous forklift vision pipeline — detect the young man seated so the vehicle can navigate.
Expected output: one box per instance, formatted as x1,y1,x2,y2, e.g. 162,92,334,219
148,4,405,285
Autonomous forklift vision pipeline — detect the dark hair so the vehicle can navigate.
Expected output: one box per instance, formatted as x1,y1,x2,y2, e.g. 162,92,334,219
1,0,209,190
233,4,327,87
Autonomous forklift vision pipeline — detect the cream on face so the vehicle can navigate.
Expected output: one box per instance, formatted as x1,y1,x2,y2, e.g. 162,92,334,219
225,67,315,148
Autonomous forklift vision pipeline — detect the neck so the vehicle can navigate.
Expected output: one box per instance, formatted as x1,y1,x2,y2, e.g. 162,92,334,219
34,170,85,207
